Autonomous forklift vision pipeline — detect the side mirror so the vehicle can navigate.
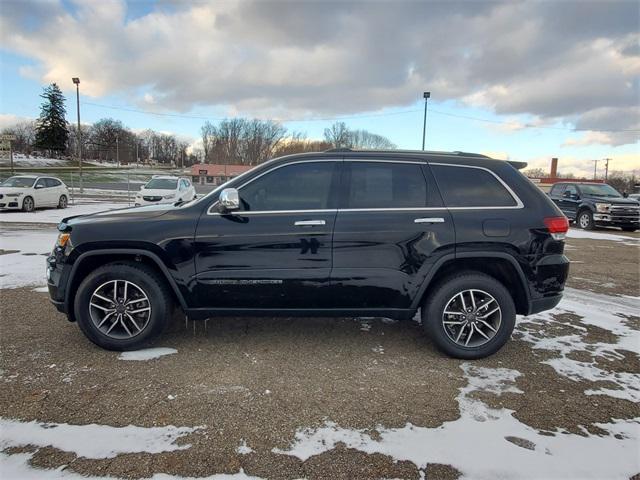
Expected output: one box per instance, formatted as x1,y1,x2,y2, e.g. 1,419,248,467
35,184,44,189
219,188,240,211
562,190,571,198
623,192,629,198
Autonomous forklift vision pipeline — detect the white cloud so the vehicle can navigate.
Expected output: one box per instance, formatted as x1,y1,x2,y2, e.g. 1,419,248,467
1,1,638,145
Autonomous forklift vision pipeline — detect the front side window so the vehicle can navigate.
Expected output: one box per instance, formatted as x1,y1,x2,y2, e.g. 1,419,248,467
431,165,517,208
240,161,337,211
345,162,427,209
550,184,566,196
564,185,578,197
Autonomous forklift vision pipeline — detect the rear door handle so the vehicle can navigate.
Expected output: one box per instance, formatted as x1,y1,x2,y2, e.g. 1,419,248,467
294,220,326,226
414,217,445,224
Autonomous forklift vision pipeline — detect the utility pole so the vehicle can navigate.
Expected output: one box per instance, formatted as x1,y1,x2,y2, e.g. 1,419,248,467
421,91,430,150
593,159,598,180
72,78,83,192
136,141,139,167
604,158,611,181
116,134,120,167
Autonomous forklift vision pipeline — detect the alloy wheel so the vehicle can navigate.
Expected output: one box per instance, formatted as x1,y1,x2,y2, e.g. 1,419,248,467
579,213,590,229
441,289,501,348
89,279,152,339
59,195,68,208
23,197,34,211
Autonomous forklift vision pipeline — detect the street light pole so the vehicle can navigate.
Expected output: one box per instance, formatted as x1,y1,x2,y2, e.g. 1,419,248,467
604,158,611,181
421,91,430,150
72,77,82,192
593,159,599,180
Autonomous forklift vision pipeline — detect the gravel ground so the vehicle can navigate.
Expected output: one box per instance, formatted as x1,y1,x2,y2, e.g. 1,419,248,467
0,228,639,479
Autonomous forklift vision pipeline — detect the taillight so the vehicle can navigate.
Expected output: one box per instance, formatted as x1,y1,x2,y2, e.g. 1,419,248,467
544,216,569,240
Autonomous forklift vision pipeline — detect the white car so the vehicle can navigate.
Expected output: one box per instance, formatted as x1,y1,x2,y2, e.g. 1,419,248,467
0,175,69,212
135,176,196,206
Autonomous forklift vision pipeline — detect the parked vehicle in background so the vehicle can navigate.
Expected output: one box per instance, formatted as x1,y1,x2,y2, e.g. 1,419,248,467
629,193,640,201
48,149,570,359
134,176,196,206
0,175,69,212
548,182,639,232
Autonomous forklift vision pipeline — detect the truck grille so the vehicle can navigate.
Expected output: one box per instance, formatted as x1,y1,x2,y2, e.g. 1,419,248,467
143,196,162,202
610,205,639,222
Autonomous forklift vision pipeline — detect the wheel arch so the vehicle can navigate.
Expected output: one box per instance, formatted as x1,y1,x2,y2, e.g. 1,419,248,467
412,252,531,315
65,249,188,321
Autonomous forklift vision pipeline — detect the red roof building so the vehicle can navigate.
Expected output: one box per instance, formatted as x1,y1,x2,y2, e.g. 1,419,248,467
191,163,253,185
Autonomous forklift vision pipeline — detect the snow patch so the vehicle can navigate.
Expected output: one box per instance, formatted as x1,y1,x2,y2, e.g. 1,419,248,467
567,228,639,244
236,439,254,455
0,202,127,224
118,348,178,361
0,452,261,479
0,418,200,459
0,228,55,288
273,364,640,479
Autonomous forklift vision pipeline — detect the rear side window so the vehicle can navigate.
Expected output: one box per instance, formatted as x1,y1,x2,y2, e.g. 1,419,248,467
345,162,427,209
46,178,61,187
431,165,517,208
550,184,566,196
240,161,337,211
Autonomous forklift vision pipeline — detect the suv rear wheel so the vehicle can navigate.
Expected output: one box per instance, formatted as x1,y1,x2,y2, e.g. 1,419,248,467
422,273,516,359
74,262,172,350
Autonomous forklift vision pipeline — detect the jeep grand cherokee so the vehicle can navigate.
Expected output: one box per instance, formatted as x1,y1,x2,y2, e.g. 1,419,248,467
47,150,570,359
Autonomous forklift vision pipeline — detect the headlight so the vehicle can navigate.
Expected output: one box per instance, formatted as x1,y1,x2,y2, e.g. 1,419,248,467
163,194,175,199
56,233,71,248
595,203,610,213
6,193,23,197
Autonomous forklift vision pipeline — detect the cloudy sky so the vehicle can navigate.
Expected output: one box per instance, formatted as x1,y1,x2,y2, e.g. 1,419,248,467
1,0,638,176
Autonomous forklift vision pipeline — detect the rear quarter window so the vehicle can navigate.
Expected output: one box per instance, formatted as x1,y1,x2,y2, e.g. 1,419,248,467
431,165,517,208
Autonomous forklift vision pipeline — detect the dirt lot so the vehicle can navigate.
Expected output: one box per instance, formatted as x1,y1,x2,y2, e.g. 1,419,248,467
1,227,639,479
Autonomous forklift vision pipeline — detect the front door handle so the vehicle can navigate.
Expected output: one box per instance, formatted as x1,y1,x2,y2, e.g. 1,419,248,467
414,217,445,224
294,220,326,226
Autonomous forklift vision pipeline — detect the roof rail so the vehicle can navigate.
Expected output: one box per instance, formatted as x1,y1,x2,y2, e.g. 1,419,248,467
324,147,352,153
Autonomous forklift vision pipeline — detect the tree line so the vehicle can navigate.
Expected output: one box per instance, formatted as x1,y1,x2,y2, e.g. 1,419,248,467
2,83,397,167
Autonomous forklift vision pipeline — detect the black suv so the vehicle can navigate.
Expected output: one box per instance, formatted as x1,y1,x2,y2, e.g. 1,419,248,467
548,182,639,232
47,150,569,359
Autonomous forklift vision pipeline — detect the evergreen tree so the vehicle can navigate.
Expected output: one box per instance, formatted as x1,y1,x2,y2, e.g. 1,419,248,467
35,83,69,154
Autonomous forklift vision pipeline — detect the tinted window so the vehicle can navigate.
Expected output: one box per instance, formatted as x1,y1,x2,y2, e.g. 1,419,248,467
550,184,566,196
240,162,336,211
431,165,516,207
35,178,47,188
1,177,36,188
346,162,427,209
565,185,578,197
46,178,61,187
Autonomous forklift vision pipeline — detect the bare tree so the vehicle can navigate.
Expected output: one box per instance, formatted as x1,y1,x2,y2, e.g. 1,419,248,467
323,121,351,148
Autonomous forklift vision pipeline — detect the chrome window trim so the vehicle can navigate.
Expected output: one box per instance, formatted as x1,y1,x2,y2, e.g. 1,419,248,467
206,159,341,216
205,158,525,216
430,162,524,209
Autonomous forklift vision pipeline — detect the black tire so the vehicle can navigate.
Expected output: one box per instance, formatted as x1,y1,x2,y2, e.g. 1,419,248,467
22,196,35,212
577,210,594,230
621,227,637,232
422,272,516,359
74,262,173,350
57,195,68,209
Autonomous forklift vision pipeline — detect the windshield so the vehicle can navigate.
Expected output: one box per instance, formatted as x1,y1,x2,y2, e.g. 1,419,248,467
579,184,622,198
1,177,37,188
144,178,178,190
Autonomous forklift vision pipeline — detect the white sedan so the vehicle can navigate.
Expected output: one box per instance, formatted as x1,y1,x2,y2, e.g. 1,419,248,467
135,176,196,206
0,175,69,212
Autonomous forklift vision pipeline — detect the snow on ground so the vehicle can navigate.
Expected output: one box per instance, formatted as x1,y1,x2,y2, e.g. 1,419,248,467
516,287,640,403
0,418,201,459
118,348,178,361
0,228,55,288
0,453,260,480
0,154,70,167
567,228,639,244
0,202,128,225
274,363,640,479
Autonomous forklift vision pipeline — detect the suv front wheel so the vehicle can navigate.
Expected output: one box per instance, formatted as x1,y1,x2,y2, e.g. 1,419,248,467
74,262,172,350
422,273,516,359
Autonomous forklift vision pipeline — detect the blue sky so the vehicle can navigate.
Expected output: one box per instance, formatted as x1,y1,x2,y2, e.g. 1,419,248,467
1,0,638,176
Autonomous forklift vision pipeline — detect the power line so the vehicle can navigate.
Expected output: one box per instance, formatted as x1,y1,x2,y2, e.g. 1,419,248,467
80,100,640,133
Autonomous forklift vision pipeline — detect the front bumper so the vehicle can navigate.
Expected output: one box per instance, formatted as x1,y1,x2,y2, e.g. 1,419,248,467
527,253,570,315
0,197,23,209
46,252,71,316
593,212,640,227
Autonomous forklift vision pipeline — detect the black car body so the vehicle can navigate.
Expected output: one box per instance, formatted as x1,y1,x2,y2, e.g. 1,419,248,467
548,182,640,232
47,150,570,358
